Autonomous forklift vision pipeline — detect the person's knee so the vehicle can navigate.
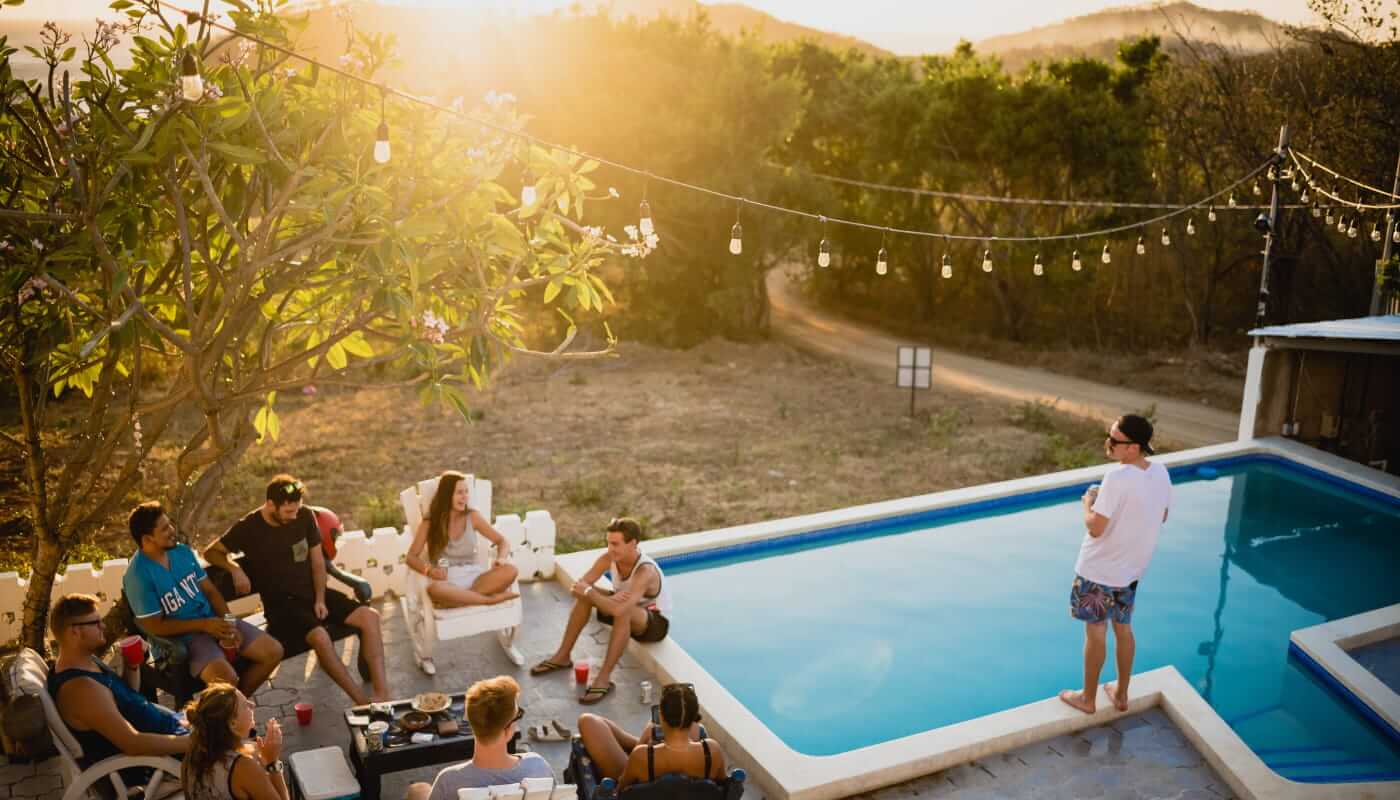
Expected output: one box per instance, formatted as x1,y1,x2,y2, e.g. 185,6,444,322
202,659,238,685
1085,622,1108,641
501,563,519,582
306,627,332,651
405,781,431,800
351,606,382,632
1112,621,1134,638
252,636,284,663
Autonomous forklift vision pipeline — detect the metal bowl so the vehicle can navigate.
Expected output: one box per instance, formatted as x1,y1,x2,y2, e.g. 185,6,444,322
399,710,433,732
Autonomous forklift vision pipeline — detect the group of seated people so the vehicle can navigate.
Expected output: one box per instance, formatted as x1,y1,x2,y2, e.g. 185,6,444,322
45,470,727,798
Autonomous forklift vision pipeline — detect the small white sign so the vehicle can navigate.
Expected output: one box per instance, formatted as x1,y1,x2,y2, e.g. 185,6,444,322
896,346,932,389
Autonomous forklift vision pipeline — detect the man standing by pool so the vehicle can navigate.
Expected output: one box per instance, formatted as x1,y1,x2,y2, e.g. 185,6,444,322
1060,413,1171,715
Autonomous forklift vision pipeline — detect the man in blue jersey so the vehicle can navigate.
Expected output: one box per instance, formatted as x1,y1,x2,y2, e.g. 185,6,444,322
123,501,283,695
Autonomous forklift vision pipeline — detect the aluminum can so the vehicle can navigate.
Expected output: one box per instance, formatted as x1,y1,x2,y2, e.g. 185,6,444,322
640,680,655,704
366,721,388,752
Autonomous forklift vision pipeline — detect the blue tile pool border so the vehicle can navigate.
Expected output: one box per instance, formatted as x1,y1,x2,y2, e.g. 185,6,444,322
1289,640,1400,748
657,453,1400,573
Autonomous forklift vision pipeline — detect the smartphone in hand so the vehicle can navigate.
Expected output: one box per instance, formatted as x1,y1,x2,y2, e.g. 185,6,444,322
650,704,662,743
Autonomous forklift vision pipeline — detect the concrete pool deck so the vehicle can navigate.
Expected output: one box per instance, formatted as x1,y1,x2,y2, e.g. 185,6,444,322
557,437,1400,800
21,579,1240,800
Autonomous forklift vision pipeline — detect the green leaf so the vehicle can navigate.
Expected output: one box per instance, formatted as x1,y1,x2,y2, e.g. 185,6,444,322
543,279,561,304
440,383,471,422
326,342,347,370
207,142,267,164
340,330,374,358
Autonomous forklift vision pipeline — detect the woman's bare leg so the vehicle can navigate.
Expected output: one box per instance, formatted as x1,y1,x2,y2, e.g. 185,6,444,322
578,713,639,780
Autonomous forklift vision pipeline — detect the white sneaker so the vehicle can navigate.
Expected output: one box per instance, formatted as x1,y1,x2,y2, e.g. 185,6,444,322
418,657,437,676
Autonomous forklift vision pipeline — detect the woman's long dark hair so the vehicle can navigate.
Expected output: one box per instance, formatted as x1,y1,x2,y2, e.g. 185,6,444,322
426,470,468,563
659,683,701,730
181,683,242,795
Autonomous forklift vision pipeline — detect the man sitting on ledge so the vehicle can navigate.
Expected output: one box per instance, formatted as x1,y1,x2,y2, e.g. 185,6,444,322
48,593,190,768
123,500,283,696
530,517,672,704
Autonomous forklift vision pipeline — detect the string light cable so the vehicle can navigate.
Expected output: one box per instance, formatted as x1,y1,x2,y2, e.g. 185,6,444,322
1289,152,1400,211
1290,149,1400,201
153,3,1299,246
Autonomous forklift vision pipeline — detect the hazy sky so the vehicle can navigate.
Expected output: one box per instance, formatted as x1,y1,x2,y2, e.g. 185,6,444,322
10,0,1322,52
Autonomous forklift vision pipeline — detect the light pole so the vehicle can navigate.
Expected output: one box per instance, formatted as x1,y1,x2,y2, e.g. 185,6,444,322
1255,124,1290,330
1369,144,1400,316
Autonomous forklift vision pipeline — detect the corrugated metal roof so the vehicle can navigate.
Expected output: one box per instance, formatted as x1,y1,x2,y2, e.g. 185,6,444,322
1249,314,1400,342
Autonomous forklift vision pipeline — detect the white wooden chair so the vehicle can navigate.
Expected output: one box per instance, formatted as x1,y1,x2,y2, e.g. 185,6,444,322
6,648,183,800
400,475,525,674
459,777,576,799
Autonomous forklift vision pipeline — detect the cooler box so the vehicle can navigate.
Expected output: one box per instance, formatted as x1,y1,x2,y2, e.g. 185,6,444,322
288,745,360,800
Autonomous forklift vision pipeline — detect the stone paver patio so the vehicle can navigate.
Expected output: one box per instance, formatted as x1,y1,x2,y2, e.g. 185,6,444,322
7,579,1242,799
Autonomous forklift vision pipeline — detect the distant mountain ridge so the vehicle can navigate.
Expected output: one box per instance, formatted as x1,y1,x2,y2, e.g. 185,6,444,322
976,2,1290,71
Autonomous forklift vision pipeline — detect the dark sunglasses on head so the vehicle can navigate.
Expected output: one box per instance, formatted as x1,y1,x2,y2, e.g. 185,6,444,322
283,481,304,496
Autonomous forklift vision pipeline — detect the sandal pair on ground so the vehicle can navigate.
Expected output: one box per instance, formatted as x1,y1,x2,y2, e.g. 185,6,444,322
529,658,615,705
526,718,573,742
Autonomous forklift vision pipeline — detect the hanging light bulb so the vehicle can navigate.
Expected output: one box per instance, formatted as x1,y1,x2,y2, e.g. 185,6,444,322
1393,226,1400,245
1030,252,1042,276
818,238,831,268
1071,249,1082,271
1208,204,1217,222
1228,193,1237,208
875,246,889,276
1186,218,1196,236
1337,215,1348,234
981,248,993,272
1161,228,1171,247
1252,180,1262,196
1347,218,1358,238
1371,220,1382,242
941,252,952,279
1265,166,1277,182
729,221,743,255
1311,202,1321,218
639,200,654,237
1300,188,1309,203
373,120,390,164
1136,235,1146,255
1325,208,1335,226
1101,244,1112,265
520,170,538,207
1291,177,1300,192
180,51,203,102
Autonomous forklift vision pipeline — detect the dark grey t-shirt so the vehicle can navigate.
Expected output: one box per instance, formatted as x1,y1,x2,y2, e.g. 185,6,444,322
427,752,554,800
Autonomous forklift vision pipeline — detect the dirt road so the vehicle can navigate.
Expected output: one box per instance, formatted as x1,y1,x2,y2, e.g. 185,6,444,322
766,267,1240,448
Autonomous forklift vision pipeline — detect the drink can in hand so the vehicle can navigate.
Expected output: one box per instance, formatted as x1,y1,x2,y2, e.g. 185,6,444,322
640,681,654,704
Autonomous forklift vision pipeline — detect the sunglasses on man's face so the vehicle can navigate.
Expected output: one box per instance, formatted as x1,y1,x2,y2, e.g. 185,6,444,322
1106,435,1135,448
70,619,103,630
511,706,525,725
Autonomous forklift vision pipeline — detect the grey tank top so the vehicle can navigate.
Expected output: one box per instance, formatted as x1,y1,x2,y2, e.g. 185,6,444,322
185,752,243,800
439,517,478,565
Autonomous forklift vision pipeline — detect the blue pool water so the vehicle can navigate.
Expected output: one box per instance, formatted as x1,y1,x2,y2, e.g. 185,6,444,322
661,457,1400,782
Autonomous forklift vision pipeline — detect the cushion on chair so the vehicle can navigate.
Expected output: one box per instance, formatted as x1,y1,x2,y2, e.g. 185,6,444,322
1,649,59,758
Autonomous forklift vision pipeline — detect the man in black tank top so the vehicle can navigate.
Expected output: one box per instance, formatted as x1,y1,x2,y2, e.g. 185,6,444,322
530,518,669,704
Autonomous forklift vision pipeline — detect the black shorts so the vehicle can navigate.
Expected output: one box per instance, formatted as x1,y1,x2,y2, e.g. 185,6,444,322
263,590,362,645
596,607,669,643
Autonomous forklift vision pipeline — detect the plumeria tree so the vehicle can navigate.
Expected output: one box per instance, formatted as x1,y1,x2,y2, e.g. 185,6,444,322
0,0,631,650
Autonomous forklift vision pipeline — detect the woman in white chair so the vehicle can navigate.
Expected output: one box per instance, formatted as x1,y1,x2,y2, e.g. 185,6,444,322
406,471,520,611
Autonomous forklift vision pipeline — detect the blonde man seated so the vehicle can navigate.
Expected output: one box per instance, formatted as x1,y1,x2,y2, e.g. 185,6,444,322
405,676,551,800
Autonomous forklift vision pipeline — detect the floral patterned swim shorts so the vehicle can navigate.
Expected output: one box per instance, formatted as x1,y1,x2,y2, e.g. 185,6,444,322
1069,574,1138,624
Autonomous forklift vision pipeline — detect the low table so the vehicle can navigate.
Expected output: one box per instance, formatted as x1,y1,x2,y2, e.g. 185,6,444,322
342,693,519,800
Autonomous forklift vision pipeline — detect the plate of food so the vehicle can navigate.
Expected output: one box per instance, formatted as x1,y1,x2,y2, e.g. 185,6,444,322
398,710,433,732
411,692,450,714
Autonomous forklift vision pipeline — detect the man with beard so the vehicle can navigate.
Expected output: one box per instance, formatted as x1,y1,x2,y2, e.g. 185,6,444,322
123,501,283,695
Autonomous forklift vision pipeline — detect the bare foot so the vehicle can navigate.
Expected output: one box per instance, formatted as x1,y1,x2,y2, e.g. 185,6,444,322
488,591,520,605
1058,689,1096,714
1102,681,1128,712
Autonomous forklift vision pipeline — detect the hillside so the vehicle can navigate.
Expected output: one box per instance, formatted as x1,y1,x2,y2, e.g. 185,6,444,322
977,2,1289,71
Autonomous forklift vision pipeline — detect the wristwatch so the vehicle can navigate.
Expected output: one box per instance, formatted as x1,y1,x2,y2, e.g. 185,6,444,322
264,760,284,776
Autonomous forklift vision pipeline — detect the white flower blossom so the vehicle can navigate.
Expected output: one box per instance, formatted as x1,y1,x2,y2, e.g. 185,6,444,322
418,310,450,344
608,187,620,198
583,226,604,240
623,224,638,239
645,233,659,250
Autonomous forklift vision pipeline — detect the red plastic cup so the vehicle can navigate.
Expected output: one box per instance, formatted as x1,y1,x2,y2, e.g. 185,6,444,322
573,660,589,686
294,703,313,726
118,635,144,668
220,642,238,663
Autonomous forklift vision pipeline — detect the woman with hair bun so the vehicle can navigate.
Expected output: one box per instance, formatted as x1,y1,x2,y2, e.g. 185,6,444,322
576,683,726,787
181,683,288,800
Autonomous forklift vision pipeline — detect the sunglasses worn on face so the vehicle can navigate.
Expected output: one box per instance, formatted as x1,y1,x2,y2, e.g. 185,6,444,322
1106,435,1135,448
511,706,525,724
70,619,103,629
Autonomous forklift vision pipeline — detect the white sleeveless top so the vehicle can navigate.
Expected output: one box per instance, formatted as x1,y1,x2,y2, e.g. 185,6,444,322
610,554,672,615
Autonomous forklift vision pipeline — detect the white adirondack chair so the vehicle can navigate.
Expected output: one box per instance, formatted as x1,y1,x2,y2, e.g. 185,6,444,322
400,475,525,674
6,648,184,800
459,777,576,799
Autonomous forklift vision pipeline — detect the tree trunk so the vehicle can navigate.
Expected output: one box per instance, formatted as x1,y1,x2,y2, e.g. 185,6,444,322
22,537,64,653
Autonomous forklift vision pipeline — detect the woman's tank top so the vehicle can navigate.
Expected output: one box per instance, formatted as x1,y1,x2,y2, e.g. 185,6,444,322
439,515,478,566
184,751,244,800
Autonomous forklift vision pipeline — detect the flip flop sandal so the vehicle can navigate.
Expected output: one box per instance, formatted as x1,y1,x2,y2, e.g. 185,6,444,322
551,718,574,738
579,682,615,705
528,724,568,743
529,659,572,676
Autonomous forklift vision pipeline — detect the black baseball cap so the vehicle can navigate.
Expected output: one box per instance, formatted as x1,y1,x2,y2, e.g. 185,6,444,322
1117,414,1155,455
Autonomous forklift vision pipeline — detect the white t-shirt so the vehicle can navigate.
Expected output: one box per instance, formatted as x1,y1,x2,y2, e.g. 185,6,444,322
1074,461,1172,587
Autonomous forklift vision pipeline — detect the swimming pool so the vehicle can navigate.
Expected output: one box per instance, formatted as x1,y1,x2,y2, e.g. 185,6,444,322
659,455,1400,782
557,438,1400,799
